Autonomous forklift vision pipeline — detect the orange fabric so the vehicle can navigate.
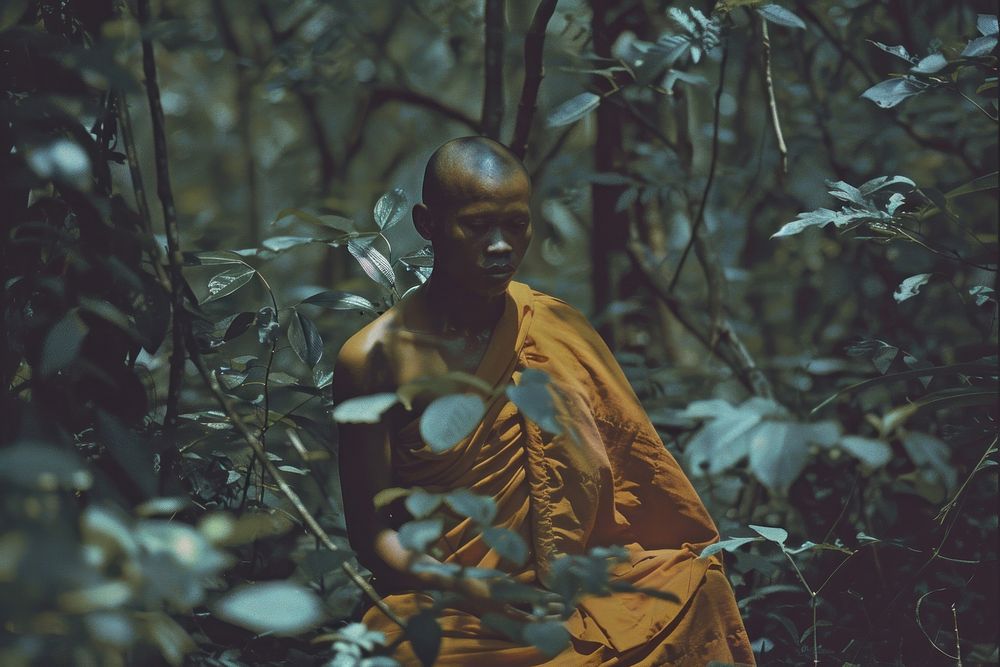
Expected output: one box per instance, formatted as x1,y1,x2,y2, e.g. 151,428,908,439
364,282,754,666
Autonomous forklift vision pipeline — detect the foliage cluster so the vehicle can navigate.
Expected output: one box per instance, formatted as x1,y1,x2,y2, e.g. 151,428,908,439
1,0,997,665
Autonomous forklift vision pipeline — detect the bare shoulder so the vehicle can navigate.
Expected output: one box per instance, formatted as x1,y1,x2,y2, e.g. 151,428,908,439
333,306,404,401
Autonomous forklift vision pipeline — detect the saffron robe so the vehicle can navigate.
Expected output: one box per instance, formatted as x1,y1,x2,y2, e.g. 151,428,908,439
363,282,754,666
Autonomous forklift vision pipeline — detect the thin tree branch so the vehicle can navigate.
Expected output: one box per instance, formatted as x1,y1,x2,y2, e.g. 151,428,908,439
510,0,559,158
666,41,729,294
482,0,505,139
760,19,788,174
184,334,406,630
137,0,185,429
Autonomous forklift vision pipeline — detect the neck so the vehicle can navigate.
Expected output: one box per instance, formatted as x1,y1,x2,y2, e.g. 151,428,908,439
421,273,507,336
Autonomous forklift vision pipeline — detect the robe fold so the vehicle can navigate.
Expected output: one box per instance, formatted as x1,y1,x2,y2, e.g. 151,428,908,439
363,282,754,666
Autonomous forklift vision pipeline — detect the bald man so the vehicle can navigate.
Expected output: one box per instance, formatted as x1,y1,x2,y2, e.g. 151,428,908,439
335,137,754,665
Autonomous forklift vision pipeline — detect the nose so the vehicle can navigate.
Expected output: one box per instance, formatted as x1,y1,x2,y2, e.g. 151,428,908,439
485,227,513,256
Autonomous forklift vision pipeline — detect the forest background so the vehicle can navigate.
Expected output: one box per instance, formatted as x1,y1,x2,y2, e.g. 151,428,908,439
1,0,998,665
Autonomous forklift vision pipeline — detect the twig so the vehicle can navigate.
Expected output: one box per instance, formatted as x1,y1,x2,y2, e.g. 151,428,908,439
185,334,406,630
914,589,962,660
666,41,729,294
760,19,788,174
137,0,186,429
482,0,505,139
952,603,963,666
510,0,559,158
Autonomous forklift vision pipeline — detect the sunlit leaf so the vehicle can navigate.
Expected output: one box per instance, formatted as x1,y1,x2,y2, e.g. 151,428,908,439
332,393,399,423
373,188,408,230
756,4,805,29
749,524,788,545
287,309,323,367
348,235,396,292
910,53,948,74
700,536,762,558
419,394,486,452
202,266,256,303
262,236,318,252
213,582,324,635
868,41,914,62
405,488,442,519
547,92,601,127
861,77,925,108
838,436,892,468
302,290,380,317
748,422,810,493
443,489,497,525
398,518,444,553
893,273,932,303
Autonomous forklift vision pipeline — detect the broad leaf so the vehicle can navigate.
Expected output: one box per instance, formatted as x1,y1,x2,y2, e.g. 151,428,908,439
869,41,914,62
224,312,256,341
547,92,601,127
398,518,444,552
332,393,399,423
183,250,246,266
405,489,442,519
699,537,761,558
262,236,317,252
348,235,396,293
839,436,892,468
859,175,916,196
41,310,88,376
749,524,788,545
405,612,442,667
684,408,758,475
962,34,998,57
978,13,999,36
443,489,497,526
748,422,810,493
506,369,563,434
861,77,925,108
910,53,947,74
373,188,408,230
483,527,529,566
202,265,256,303
213,582,323,635
901,431,957,491
756,5,806,29
419,394,486,453
523,621,570,658
302,290,379,317
287,310,323,367
893,273,932,303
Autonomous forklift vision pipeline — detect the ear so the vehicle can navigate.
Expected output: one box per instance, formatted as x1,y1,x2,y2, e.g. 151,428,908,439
412,203,434,241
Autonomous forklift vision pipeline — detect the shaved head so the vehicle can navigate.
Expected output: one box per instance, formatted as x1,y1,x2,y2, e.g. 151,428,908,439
422,137,530,212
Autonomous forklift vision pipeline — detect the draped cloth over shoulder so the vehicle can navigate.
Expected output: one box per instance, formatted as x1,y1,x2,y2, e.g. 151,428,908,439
362,282,755,666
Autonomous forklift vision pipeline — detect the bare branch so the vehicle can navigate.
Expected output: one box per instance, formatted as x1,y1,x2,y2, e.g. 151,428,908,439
760,19,788,174
137,0,186,429
482,0,505,139
510,0,559,159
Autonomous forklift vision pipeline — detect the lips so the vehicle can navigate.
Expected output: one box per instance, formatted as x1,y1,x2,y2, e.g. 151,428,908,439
483,264,515,276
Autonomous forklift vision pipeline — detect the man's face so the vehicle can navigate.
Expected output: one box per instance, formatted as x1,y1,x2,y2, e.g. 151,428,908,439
426,171,533,296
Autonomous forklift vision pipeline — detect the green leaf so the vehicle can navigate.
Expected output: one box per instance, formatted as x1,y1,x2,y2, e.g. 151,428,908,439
944,171,998,199
213,582,323,635
202,265,256,303
978,13,999,36
443,489,497,526
483,527,529,566
224,312,256,341
523,621,570,658
756,4,805,29
748,422,810,493
859,175,916,196
961,34,997,57
0,441,93,491
749,525,788,545
882,386,999,432
910,53,947,74
868,41,914,62
838,436,892,468
901,431,956,491
770,208,873,238
406,611,441,667
332,393,399,423
273,208,354,234
262,236,318,252
184,250,246,266
373,188,408,230
348,235,396,293
699,536,761,558
547,92,601,127
40,310,88,376
287,309,324,367
398,518,444,552
893,273,932,302
419,394,486,453
861,77,925,108
684,408,758,475
405,489,442,519
506,369,563,434
302,290,379,316
970,285,996,306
